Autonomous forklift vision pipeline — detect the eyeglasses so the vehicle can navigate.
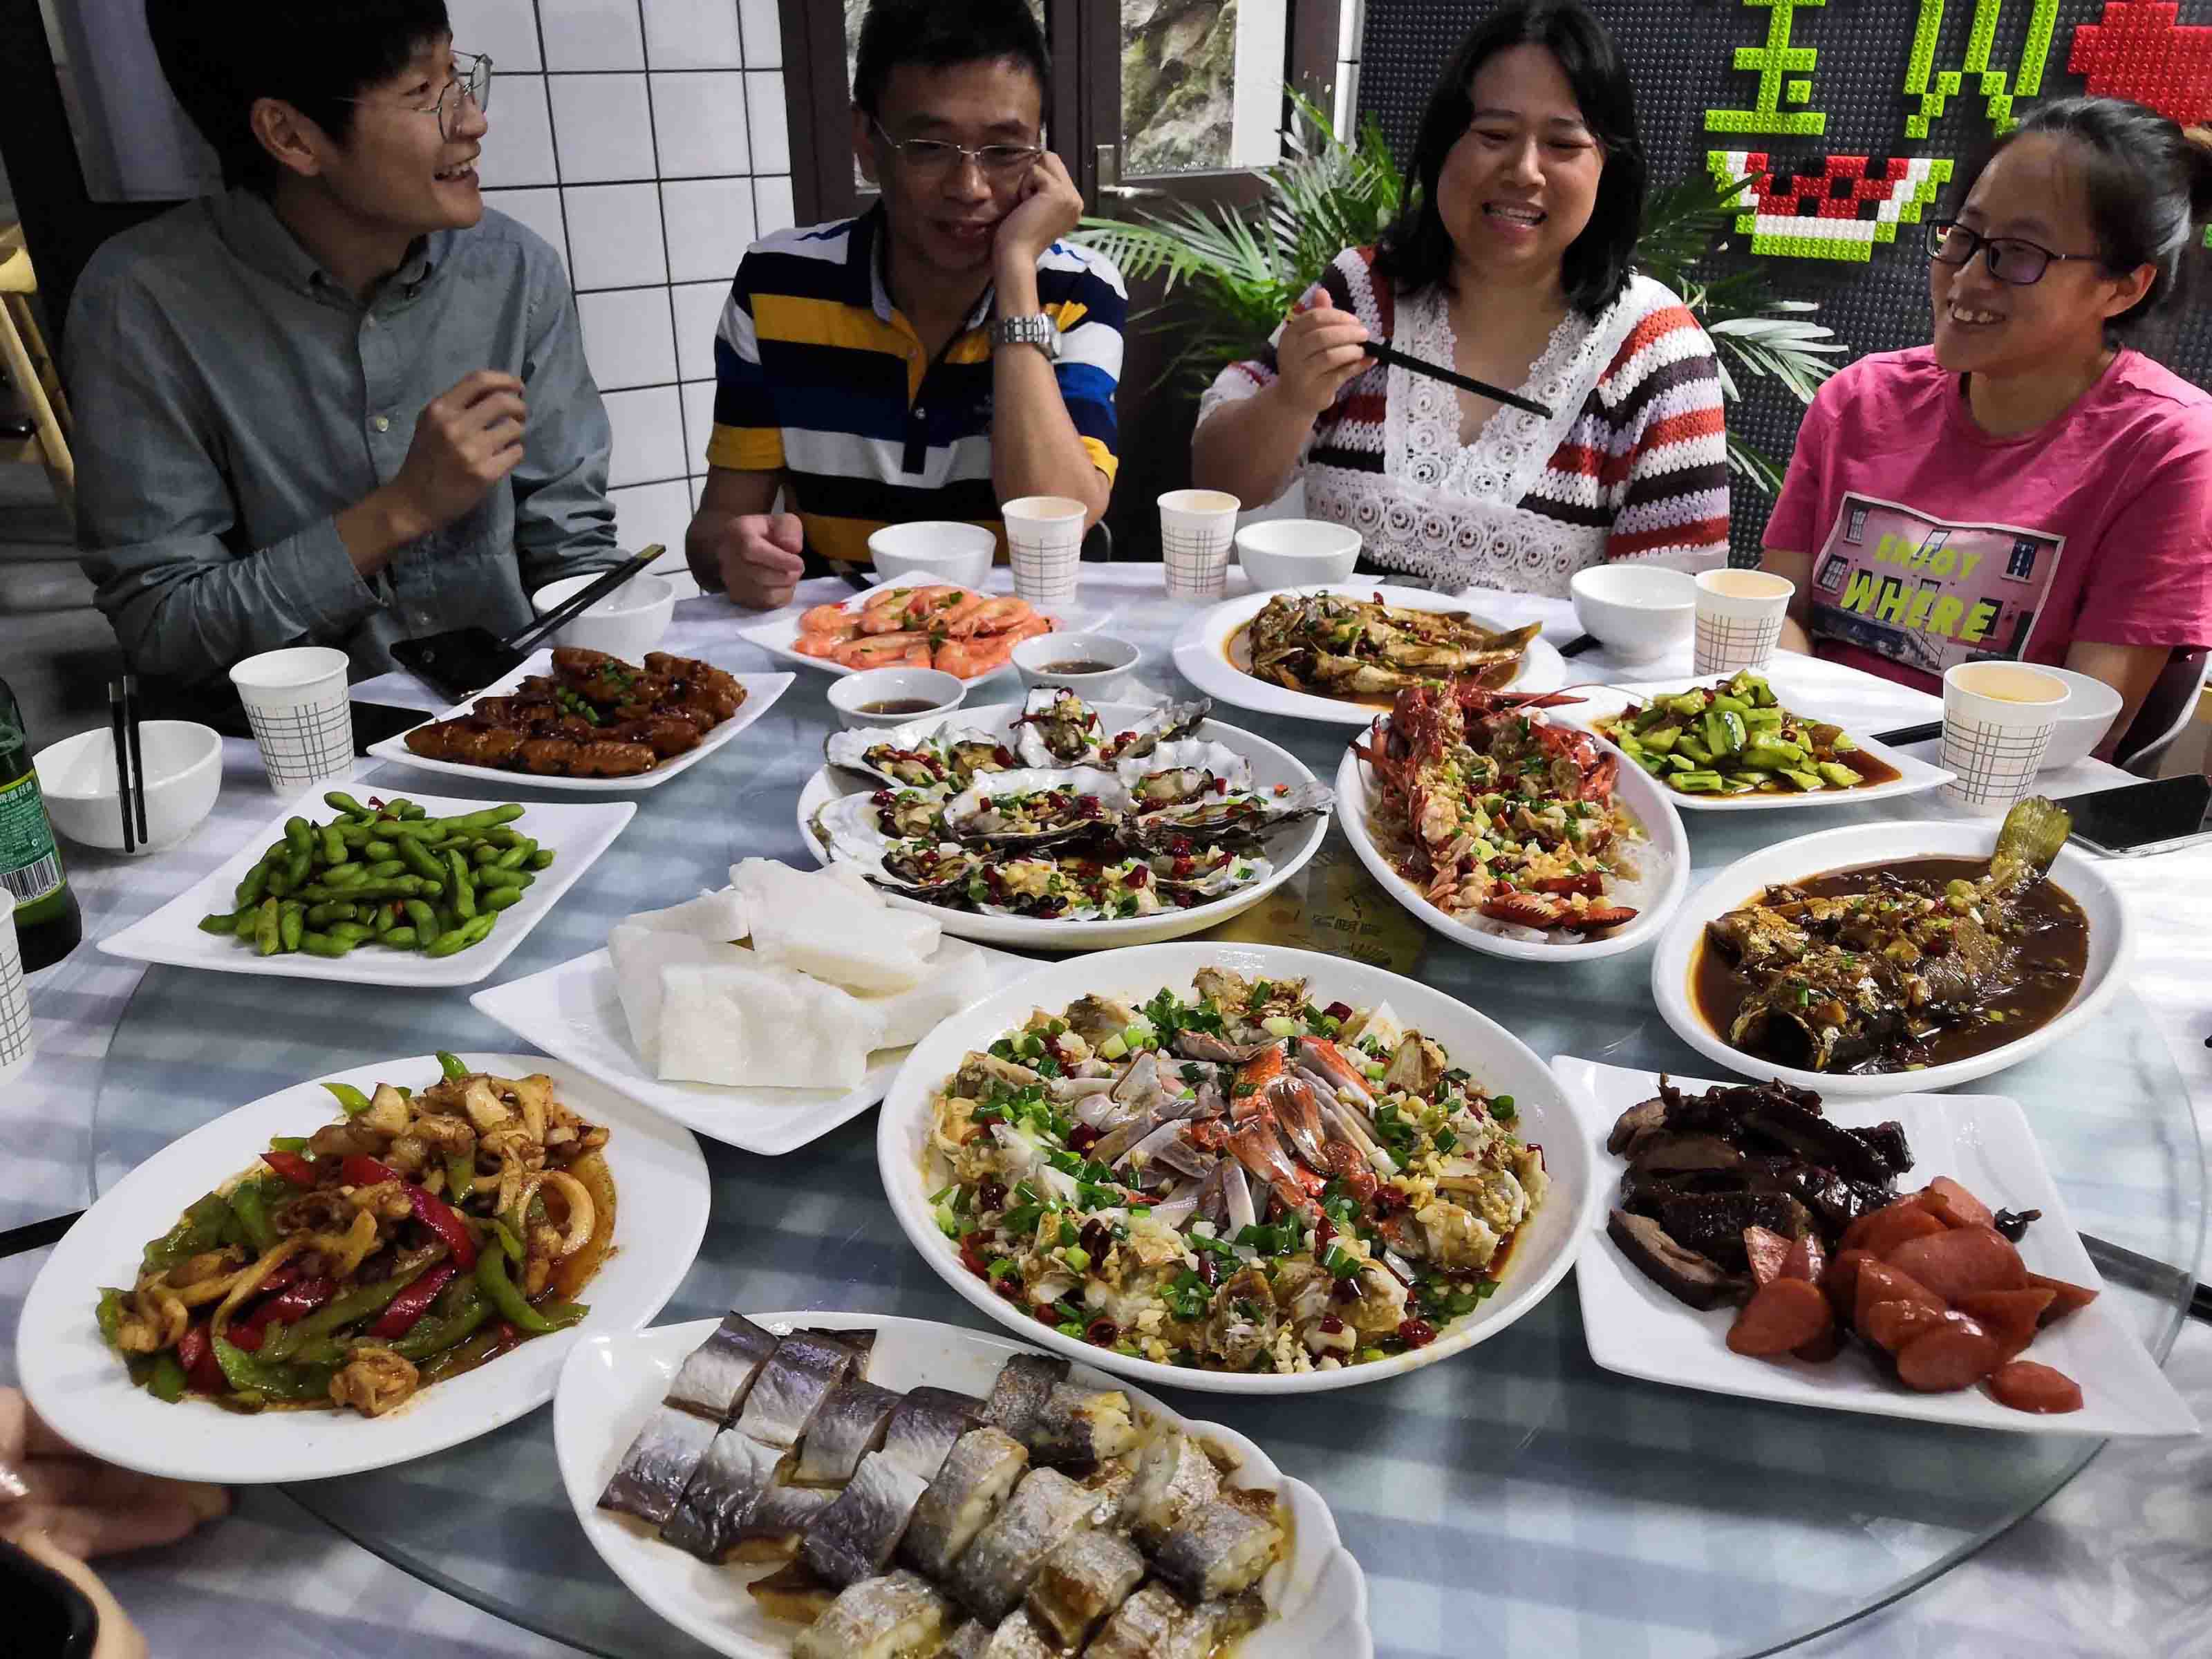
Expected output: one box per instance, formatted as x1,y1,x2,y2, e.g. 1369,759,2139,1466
1924,217,2099,286
866,116,1043,182
340,51,494,142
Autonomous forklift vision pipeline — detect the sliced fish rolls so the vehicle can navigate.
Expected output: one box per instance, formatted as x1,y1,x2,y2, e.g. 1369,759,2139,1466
790,1569,952,1659
978,1607,1060,1658
596,1405,718,1526
796,1378,903,1485
663,1312,779,1423
1151,1498,1283,1601
1087,1582,1194,1659
730,1479,836,1564
878,1385,985,1480
658,1430,787,1562
898,1425,1030,1580
944,1465,1099,1624
735,1331,861,1450
980,1352,1069,1445
939,1618,995,1659
798,1450,930,1589
1024,1526,1147,1647
1125,1429,1222,1548
1026,1381,1140,1466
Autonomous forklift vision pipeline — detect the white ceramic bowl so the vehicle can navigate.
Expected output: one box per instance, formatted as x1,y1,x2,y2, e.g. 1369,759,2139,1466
825,666,966,731
866,521,998,589
1236,518,1362,590
1650,817,2130,1096
1011,630,1139,698
879,941,1597,1392
1569,564,1698,662
531,570,676,661
2030,665,2124,771
34,720,223,854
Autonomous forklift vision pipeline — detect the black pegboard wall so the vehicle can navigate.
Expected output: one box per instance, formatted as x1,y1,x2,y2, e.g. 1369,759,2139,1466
1356,0,2212,561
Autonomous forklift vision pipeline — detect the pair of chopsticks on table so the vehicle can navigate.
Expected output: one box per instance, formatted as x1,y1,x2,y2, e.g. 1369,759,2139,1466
106,674,148,854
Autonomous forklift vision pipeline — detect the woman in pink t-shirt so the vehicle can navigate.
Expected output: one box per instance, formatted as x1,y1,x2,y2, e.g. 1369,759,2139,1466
1762,97,2212,762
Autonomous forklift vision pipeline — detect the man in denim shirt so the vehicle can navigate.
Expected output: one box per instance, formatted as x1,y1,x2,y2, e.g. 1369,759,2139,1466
67,1,619,688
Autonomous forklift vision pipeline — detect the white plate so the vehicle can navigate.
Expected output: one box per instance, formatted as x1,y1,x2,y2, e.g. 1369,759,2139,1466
554,1311,1372,1659
1555,1057,2199,1437
796,702,1329,950
735,587,1086,684
878,941,1597,1394
1651,817,2131,1096
472,939,1038,1156
1552,682,1953,810
18,1053,709,1483
98,792,635,988
1334,715,1689,963
1169,584,1568,727
366,650,794,791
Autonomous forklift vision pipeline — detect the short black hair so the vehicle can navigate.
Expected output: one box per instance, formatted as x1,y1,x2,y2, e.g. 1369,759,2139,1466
1374,0,1646,317
145,0,453,194
1978,96,2212,335
852,0,1050,122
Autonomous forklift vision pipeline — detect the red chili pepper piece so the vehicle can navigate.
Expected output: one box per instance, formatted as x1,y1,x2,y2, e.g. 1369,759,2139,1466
340,1153,403,1188
225,1320,265,1352
1323,1001,1354,1022
405,1184,478,1270
1398,1317,1438,1349
1085,1318,1118,1345
259,1150,319,1188
957,1237,989,1278
1067,1124,1102,1154
241,1275,337,1335
176,1324,225,1393
1319,1313,1346,1335
368,1263,459,1338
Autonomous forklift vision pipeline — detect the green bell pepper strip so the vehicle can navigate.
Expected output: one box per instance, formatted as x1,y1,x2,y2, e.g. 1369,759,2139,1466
261,1260,434,1359
321,1080,372,1116
474,1246,585,1335
491,1217,524,1264
226,1179,279,1253
143,1194,232,1273
444,1150,478,1204
416,1322,507,1385
384,1283,490,1359
437,1051,471,1082
95,1288,128,1349
212,1334,336,1401
147,1351,189,1403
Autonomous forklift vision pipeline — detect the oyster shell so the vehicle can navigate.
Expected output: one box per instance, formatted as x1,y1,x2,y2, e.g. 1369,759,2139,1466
1125,780,1333,852
810,789,946,872
940,767,1133,848
1096,700,1212,764
823,729,956,791
1012,687,1103,767
878,841,987,901
1147,843,1268,899
1116,738,1253,806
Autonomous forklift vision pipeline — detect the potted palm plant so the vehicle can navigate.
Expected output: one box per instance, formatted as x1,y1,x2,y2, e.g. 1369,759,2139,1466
1074,93,1844,494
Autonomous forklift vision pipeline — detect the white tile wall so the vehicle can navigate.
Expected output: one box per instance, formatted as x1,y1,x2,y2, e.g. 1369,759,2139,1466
479,0,795,507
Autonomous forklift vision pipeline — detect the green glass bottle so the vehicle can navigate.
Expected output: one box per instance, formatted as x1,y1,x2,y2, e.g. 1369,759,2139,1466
0,675,82,972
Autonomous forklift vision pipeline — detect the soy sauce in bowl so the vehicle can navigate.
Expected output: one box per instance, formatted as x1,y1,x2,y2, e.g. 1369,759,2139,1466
858,698,942,716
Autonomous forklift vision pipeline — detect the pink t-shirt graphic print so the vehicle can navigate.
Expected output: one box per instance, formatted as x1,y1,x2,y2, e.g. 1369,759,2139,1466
1805,493,2064,677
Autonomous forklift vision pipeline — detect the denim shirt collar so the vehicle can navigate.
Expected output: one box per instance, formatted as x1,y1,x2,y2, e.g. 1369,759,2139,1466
209,187,446,310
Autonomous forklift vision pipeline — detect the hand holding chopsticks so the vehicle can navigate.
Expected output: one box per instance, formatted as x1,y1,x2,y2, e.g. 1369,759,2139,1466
1360,339,1555,419
106,675,147,855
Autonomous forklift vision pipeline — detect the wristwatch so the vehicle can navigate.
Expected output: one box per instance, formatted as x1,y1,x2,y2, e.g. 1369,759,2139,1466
991,313,1060,361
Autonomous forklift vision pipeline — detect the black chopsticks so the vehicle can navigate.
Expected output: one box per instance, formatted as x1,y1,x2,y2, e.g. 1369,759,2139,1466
1869,720,1944,747
1361,339,1555,419
107,674,147,854
508,543,664,657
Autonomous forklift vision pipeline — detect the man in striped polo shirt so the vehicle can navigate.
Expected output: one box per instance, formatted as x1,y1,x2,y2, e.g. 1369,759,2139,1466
685,0,1127,609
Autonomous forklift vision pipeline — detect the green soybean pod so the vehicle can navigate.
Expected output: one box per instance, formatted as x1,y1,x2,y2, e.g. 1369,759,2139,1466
445,851,477,919
253,899,281,957
371,901,402,937
398,801,429,820
482,826,525,848
382,798,416,818
473,864,527,891
265,865,294,899
494,838,534,870
279,903,306,952
380,926,420,950
300,931,355,958
397,834,445,881
325,921,376,945
403,899,442,946
481,885,526,912
283,845,312,889
284,816,312,852
364,859,407,880
323,790,371,820
304,901,357,926
424,914,495,958
197,912,238,935
364,839,395,861
471,842,502,866
324,862,368,888
234,858,272,909
529,849,555,871
319,825,348,865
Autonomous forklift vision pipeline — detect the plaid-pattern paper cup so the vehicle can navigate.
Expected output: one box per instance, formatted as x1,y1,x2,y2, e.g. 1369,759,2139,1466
229,646,356,794
1940,662,2068,814
1692,569,1794,674
1157,489,1240,599
1002,495,1088,609
0,904,33,1084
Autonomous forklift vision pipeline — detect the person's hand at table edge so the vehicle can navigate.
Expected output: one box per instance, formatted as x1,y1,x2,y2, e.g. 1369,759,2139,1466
687,469,807,610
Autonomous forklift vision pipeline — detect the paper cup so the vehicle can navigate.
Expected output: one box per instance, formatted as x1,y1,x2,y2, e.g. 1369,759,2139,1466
1002,495,1087,608
0,905,32,1084
1693,569,1794,673
1158,489,1240,599
1940,662,2068,814
229,645,355,794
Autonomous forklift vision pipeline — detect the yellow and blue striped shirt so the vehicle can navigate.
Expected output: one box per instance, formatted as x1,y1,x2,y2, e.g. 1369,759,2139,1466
707,205,1126,566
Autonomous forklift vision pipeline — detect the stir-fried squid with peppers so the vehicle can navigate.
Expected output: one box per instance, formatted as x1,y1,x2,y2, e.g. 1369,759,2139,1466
95,1055,615,1417
924,969,1548,1376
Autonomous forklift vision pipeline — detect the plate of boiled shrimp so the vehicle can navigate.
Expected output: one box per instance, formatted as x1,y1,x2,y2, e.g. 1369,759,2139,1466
736,584,1074,682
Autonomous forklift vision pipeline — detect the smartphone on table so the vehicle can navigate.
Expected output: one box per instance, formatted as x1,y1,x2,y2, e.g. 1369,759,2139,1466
2064,773,2212,858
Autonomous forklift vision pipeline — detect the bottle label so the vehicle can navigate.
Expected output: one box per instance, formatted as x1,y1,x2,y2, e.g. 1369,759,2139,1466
0,771,65,905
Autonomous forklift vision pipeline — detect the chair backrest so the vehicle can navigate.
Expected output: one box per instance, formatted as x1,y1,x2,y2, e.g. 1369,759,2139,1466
2117,648,2209,774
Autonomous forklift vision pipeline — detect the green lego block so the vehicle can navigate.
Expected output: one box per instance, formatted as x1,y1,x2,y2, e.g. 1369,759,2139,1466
1906,115,1930,138
1786,79,1811,104
1937,71,1962,93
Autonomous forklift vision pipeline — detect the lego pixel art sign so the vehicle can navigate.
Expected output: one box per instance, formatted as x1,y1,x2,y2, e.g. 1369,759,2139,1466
1705,0,2212,260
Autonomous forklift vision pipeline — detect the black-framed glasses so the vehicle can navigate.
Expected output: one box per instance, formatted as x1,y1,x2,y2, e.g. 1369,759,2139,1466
341,50,493,142
1924,217,2099,286
866,116,1042,182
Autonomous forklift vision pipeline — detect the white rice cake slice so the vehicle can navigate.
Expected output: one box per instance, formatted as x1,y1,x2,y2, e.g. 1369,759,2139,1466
655,958,881,1089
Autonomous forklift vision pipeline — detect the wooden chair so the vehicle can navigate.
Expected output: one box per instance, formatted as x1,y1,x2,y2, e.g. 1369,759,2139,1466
0,223,75,527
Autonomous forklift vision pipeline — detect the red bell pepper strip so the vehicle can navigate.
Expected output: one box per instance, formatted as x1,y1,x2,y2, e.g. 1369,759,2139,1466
340,1153,403,1188
368,1263,458,1339
406,1184,478,1269
259,1150,319,1188
239,1275,337,1339
225,1320,266,1352
175,1324,225,1394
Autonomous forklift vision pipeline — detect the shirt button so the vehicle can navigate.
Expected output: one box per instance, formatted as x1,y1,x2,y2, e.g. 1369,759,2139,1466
374,415,391,433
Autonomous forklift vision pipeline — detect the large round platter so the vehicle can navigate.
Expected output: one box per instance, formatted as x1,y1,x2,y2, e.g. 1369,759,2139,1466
1334,713,1689,963
1651,821,2132,1097
796,702,1329,949
18,1053,709,1484
878,941,1597,1394
554,1311,1371,1659
1170,583,1567,727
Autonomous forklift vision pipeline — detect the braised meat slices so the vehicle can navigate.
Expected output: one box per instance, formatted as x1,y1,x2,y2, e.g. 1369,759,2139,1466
406,648,746,778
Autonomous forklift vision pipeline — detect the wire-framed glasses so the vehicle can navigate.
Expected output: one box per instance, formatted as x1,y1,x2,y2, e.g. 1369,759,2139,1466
866,116,1042,182
341,51,493,142
1924,218,2099,286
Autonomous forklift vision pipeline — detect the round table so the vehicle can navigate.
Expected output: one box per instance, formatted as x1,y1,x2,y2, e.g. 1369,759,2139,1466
89,581,2204,1659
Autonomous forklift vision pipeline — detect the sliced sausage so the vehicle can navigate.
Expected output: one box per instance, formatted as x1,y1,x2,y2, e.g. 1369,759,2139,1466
1779,1232,1827,1284
1954,1288,2056,1362
1853,1259,1944,1333
1843,1201,1948,1259
1918,1176,1995,1230
1884,1226,2029,1303
1985,1360,2084,1414
1893,1318,2002,1393
1791,1324,1844,1364
1727,1276,1835,1357
1823,1249,1876,1325
1742,1225,1792,1288
2024,1271,2099,1326
1862,1297,1958,1356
